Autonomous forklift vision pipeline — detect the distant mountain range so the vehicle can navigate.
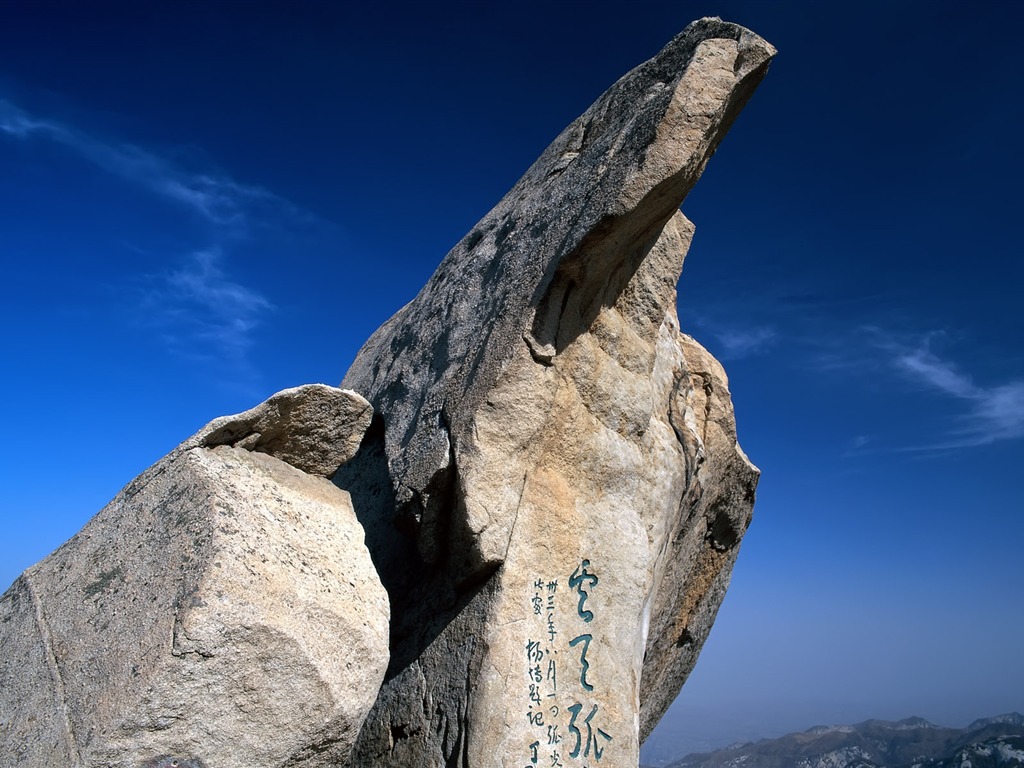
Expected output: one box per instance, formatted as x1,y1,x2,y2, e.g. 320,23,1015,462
647,713,1024,768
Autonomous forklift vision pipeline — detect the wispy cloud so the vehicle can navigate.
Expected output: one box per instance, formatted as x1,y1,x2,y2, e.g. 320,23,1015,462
142,248,273,365
681,307,778,361
0,99,54,137
1,97,301,374
0,98,293,227
713,326,777,359
873,330,1024,448
892,341,975,399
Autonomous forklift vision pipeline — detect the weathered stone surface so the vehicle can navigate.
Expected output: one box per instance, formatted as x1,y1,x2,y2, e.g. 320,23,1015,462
638,334,759,741
338,17,771,768
184,383,374,478
0,385,388,768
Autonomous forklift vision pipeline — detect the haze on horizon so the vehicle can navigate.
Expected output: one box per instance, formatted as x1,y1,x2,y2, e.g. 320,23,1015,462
1,1,1020,762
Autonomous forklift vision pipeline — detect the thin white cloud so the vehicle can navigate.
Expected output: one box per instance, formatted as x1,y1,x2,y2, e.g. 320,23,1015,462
876,331,1024,449
682,309,778,360
1,97,304,376
144,248,273,364
960,382,1024,445
714,327,777,359
0,99,58,137
893,344,976,399
849,435,871,449
0,98,289,227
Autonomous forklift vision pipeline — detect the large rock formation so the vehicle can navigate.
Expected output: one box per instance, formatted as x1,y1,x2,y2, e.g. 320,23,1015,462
0,17,772,768
337,17,771,767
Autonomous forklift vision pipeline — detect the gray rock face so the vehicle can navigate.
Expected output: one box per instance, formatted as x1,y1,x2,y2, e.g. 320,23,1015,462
338,17,771,768
184,383,374,477
0,385,389,768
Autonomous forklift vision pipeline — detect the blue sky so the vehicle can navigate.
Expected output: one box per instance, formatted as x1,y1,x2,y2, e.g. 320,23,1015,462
2,1,1021,762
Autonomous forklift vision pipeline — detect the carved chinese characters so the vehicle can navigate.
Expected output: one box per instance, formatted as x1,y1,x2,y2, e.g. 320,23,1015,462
522,561,614,768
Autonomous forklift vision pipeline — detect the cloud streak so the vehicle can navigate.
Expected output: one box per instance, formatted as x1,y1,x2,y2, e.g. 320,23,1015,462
1,97,297,373
144,249,274,365
878,332,1024,448
0,98,290,227
713,326,777,359
680,307,778,361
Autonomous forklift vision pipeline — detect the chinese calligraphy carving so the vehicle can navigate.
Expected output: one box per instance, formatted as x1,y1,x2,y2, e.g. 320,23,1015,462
524,560,612,765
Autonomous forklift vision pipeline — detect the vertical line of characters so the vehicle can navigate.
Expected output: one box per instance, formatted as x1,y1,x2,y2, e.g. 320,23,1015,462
525,577,561,767
565,559,612,762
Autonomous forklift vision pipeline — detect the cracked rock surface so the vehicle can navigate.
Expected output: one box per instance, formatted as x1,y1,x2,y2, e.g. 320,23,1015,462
0,385,389,768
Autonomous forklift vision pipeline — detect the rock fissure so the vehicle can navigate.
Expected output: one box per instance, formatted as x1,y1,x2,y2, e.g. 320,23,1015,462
699,372,715,445
24,572,83,768
499,470,531,565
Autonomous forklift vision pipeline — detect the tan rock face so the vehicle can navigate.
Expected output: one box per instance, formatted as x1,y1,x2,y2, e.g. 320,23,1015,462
338,17,772,768
0,386,389,768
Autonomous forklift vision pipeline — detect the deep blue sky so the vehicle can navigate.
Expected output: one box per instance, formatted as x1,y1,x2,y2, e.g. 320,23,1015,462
2,1,1021,762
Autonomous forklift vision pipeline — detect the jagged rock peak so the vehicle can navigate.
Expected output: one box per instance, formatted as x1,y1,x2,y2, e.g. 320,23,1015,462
343,19,774,561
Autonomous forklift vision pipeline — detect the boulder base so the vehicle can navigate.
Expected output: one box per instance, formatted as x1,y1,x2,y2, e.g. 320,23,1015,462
0,386,389,768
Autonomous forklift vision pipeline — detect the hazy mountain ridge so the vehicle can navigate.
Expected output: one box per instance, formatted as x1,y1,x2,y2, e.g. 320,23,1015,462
652,714,1024,768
